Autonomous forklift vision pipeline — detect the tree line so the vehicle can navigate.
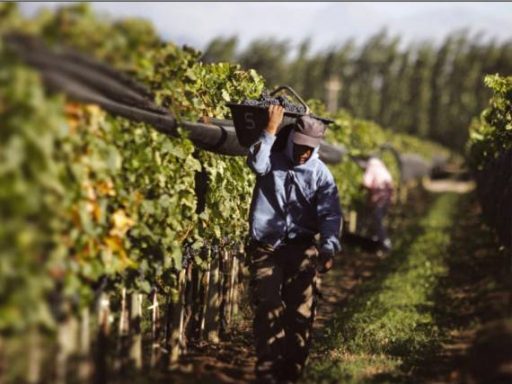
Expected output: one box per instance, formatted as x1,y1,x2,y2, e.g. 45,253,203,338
202,30,512,152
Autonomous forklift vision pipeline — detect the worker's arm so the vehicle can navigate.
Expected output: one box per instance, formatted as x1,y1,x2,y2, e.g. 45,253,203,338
246,105,284,176
316,168,343,272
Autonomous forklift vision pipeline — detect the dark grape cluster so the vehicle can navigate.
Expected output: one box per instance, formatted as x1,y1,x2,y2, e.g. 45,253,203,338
242,91,307,114
182,245,195,269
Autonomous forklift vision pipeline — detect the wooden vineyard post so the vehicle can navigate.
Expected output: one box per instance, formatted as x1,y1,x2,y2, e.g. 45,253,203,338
222,251,233,331
119,288,129,337
26,327,41,384
129,293,143,370
349,210,358,233
183,263,193,344
163,296,171,368
198,264,210,341
185,263,204,342
56,310,79,384
149,291,161,369
219,249,230,337
78,307,92,382
400,185,408,204
222,249,237,330
115,288,130,373
229,254,240,324
204,254,221,344
169,269,186,367
184,262,202,343
237,249,246,320
236,249,248,318
94,293,111,384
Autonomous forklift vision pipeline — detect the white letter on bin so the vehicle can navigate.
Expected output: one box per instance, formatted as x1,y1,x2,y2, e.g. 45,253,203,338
245,112,255,130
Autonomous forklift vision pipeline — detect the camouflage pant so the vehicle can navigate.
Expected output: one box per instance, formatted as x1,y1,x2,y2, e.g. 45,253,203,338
247,240,319,383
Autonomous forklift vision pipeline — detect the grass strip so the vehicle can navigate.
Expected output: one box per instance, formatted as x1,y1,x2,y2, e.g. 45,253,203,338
304,193,460,383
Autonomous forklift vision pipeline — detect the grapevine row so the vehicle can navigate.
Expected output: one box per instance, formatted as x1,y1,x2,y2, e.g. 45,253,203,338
467,74,512,248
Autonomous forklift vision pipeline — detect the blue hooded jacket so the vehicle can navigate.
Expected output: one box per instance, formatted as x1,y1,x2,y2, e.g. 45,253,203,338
247,130,343,255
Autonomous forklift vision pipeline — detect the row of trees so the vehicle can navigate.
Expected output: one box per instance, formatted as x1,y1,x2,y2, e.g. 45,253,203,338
203,31,512,152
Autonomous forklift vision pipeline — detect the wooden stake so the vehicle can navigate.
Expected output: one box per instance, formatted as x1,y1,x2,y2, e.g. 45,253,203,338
94,293,111,384
162,296,172,368
178,272,187,353
56,311,79,384
150,291,161,369
188,266,201,342
218,250,229,337
170,269,186,367
183,263,194,343
223,250,234,327
78,307,92,382
115,288,130,374
204,255,221,344
27,327,41,384
349,210,358,233
230,255,240,323
119,288,129,335
199,263,210,341
129,293,143,370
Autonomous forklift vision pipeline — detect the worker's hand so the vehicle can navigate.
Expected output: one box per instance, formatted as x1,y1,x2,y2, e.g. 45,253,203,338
316,250,334,274
265,104,285,135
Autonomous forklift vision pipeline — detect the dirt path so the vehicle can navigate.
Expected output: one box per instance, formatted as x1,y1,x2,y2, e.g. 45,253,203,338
165,305,256,383
422,177,475,194
312,250,385,341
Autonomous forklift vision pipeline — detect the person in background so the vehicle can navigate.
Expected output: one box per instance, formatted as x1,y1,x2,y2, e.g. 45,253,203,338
245,105,343,383
362,156,394,252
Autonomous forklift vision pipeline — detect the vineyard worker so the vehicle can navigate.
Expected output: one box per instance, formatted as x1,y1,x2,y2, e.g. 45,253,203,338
246,105,342,383
362,156,394,251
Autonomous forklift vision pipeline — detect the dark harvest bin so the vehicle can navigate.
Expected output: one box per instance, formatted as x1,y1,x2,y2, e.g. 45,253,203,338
226,103,295,147
227,86,334,148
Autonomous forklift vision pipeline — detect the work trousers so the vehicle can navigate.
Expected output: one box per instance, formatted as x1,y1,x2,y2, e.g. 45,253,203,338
368,188,392,243
247,240,319,383
373,202,389,242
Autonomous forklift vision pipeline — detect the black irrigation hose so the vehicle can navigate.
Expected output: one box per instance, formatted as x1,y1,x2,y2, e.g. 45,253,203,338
10,33,438,172
6,33,348,163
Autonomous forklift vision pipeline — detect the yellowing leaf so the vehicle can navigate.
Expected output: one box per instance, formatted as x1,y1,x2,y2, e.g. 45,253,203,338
96,179,116,197
103,236,137,269
110,209,135,237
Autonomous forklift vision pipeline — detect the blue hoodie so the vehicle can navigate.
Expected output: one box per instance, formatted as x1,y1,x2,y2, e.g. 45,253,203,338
247,130,342,255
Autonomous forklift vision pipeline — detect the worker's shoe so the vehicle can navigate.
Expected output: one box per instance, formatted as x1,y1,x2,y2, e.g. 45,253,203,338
380,238,392,252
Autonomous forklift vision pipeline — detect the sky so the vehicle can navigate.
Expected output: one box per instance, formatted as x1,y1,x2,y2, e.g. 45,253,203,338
20,2,512,53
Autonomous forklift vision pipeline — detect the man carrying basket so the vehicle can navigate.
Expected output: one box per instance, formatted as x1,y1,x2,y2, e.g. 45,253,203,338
246,105,343,383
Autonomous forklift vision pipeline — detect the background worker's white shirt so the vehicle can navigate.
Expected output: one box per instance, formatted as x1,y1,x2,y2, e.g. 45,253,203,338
363,158,393,190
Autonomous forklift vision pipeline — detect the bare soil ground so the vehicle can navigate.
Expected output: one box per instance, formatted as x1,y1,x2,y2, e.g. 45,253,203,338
422,178,475,194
